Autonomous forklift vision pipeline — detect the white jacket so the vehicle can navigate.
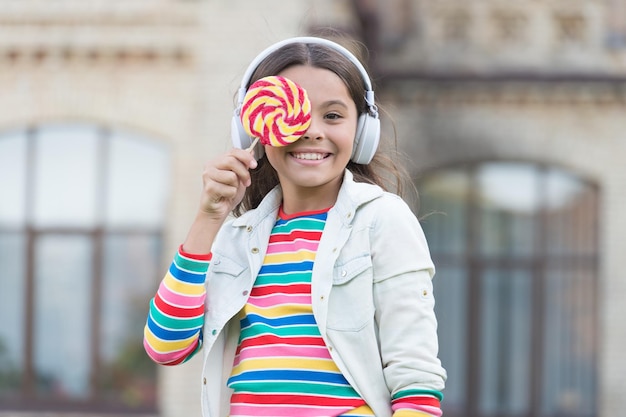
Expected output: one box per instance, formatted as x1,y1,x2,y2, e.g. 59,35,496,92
199,170,447,417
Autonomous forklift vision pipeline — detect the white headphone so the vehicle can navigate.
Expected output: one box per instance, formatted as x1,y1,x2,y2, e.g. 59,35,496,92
231,36,380,164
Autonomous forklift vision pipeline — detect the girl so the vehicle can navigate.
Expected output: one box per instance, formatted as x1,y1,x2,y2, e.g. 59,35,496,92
144,36,447,417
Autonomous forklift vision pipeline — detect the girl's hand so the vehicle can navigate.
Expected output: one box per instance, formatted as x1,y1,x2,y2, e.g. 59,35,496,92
199,148,257,222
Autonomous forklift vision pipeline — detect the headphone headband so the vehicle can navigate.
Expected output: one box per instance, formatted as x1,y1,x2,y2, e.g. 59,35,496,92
236,36,377,117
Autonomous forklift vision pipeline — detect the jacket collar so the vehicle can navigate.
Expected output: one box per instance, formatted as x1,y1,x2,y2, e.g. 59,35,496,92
231,169,384,228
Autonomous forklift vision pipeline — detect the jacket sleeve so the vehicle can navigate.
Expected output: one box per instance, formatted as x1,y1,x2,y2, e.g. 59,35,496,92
143,245,209,365
370,195,447,416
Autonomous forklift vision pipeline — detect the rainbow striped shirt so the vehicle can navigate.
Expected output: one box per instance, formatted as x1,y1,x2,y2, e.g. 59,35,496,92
144,207,443,417
227,207,373,417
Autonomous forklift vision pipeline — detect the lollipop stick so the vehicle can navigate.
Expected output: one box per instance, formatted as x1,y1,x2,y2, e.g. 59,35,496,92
246,137,260,153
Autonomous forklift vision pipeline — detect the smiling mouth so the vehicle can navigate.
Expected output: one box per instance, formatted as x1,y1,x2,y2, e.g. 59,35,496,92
291,152,330,160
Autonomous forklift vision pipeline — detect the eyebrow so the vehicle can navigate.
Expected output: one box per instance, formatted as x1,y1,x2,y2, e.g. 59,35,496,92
321,99,349,109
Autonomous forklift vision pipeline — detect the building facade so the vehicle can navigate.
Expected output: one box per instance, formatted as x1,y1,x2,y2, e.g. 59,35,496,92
0,1,624,416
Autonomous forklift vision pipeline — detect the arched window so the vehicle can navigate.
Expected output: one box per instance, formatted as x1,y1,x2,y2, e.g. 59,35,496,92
0,124,169,413
417,161,598,417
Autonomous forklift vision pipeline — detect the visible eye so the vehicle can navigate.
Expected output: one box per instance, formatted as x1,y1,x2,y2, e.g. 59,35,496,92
325,112,342,120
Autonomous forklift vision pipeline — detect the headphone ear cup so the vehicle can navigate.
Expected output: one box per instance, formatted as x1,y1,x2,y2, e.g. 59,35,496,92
231,114,252,149
231,113,264,159
351,113,380,164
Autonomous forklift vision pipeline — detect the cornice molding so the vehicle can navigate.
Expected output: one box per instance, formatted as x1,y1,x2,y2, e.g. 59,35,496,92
0,2,201,27
0,45,194,67
382,77,626,107
0,6,200,68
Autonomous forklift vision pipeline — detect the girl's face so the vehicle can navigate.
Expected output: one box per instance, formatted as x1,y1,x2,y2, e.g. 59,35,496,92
264,64,358,210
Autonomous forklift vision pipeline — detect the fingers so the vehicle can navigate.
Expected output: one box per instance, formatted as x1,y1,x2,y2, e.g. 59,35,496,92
203,167,240,201
199,148,258,215
207,148,257,187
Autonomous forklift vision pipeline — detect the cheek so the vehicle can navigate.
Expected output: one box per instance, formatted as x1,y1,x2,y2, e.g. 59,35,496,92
263,146,286,168
341,125,358,149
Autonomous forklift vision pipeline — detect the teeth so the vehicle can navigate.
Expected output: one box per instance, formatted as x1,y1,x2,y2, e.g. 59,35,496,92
293,152,326,160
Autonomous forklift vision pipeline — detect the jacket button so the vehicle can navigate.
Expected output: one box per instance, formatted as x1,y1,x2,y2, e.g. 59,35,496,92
243,290,249,296
211,329,217,335
203,377,207,385
246,226,253,232
251,247,259,254
341,270,347,277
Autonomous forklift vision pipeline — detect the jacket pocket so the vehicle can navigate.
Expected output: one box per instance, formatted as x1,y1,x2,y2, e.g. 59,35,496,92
326,254,375,332
207,252,246,280
205,253,248,316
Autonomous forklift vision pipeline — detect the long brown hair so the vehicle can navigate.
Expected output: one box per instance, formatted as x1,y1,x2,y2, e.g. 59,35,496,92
233,38,410,216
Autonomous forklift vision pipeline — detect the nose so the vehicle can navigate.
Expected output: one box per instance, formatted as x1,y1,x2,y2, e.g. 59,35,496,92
301,116,322,140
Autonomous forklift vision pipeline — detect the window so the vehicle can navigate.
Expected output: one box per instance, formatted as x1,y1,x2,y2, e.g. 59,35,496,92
0,124,169,413
417,162,598,417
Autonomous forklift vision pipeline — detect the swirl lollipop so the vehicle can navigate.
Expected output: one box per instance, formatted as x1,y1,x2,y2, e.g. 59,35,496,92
240,75,312,151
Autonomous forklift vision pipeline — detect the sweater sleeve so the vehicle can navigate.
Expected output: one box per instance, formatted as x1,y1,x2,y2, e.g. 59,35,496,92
143,245,210,365
391,388,443,417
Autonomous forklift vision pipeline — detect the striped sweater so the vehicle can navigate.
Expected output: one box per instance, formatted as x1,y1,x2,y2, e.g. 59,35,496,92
144,207,443,416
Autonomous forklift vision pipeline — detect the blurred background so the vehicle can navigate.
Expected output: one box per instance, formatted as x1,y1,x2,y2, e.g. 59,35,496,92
1,0,625,416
